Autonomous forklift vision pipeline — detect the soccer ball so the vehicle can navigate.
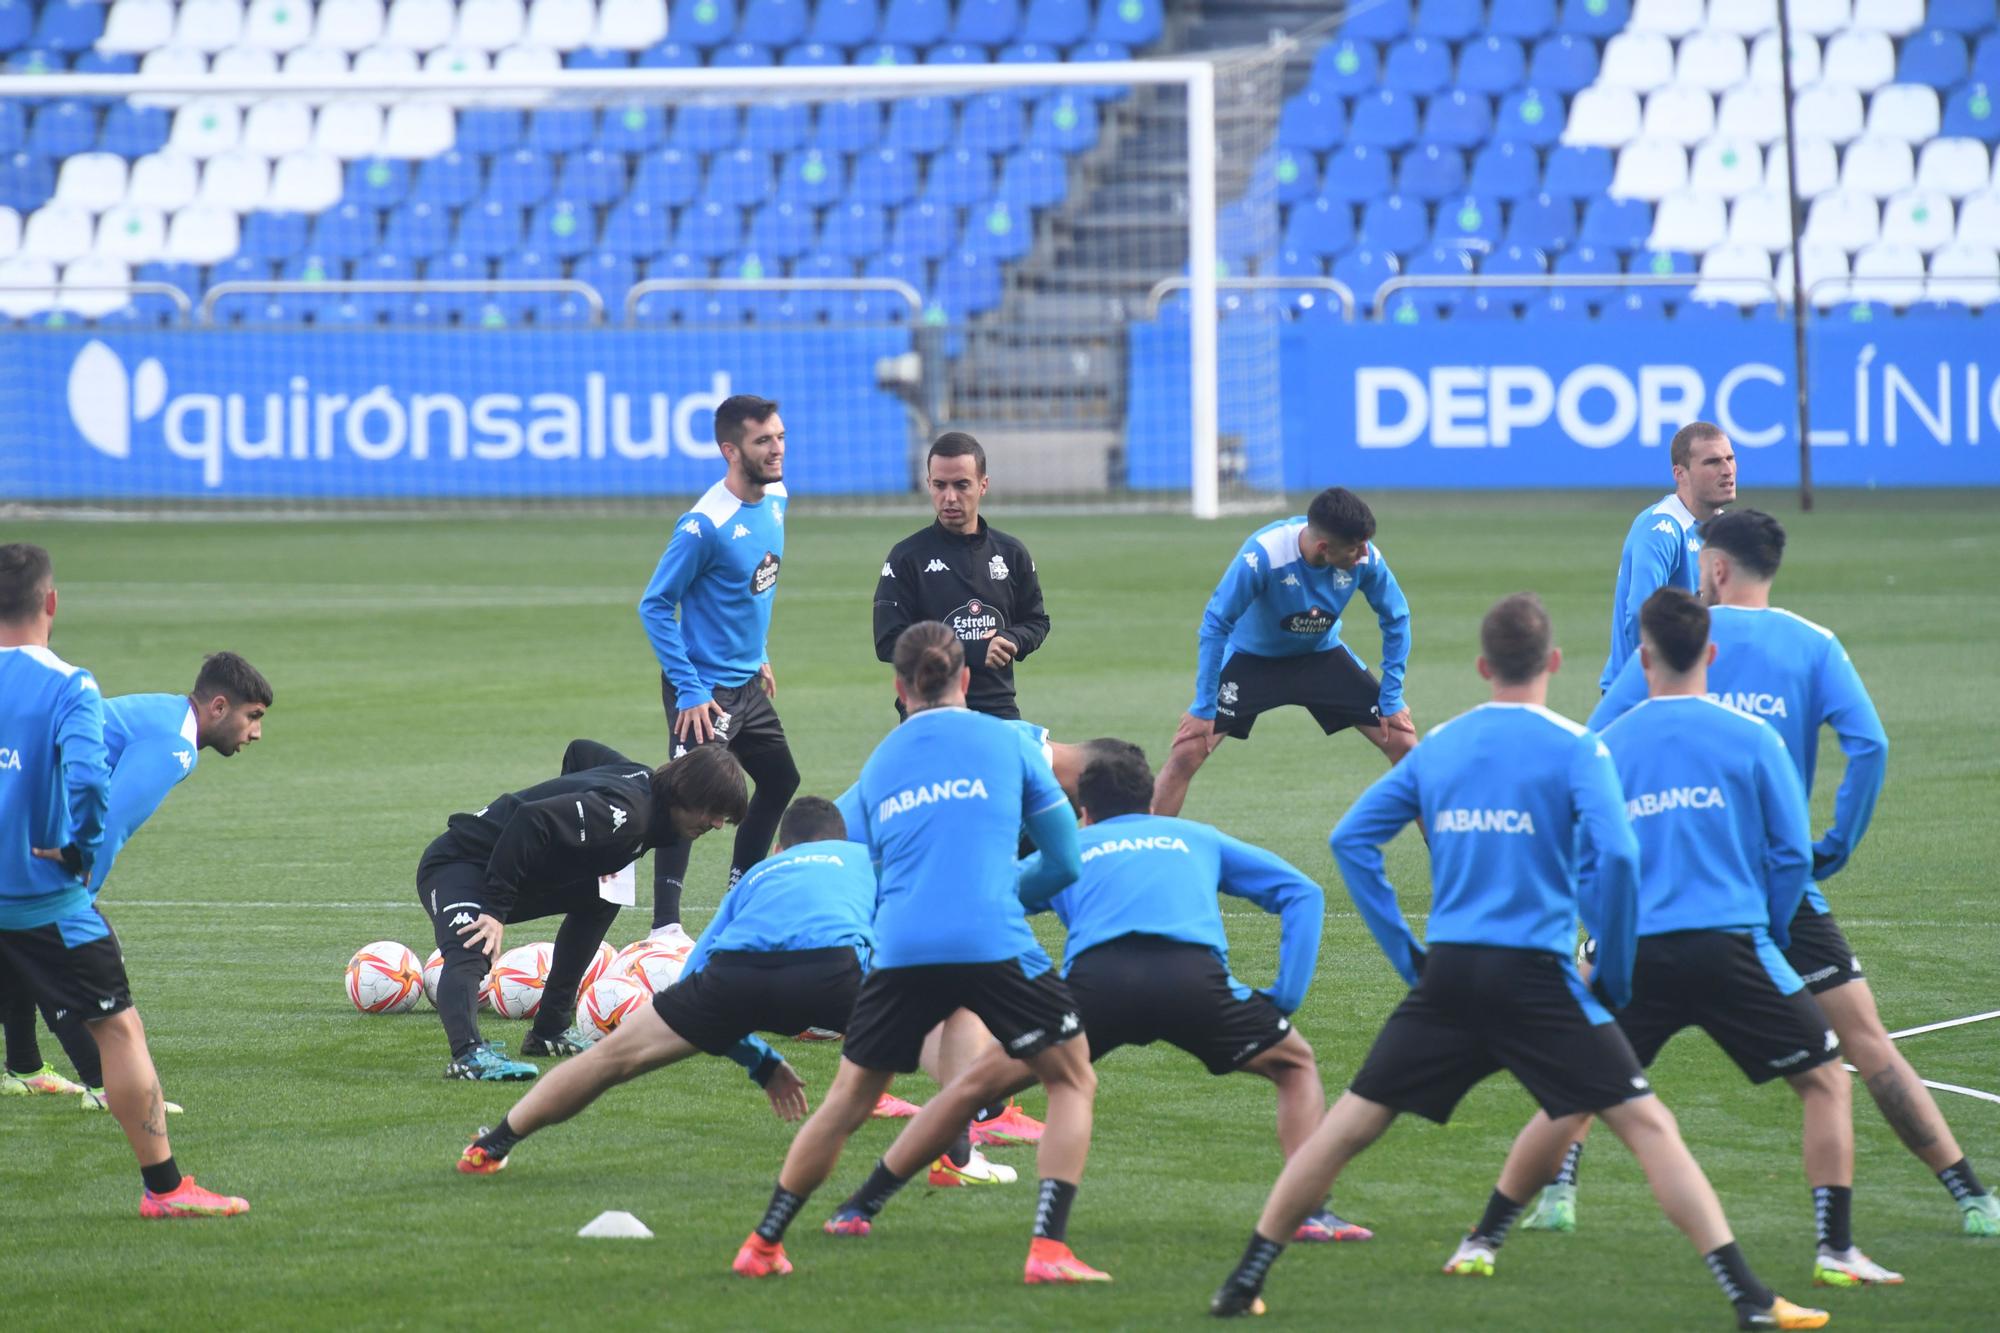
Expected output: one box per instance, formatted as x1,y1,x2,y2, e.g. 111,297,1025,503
489,943,551,1020
581,940,617,992
346,941,423,1014
422,948,445,1007
580,975,649,1036
620,944,687,995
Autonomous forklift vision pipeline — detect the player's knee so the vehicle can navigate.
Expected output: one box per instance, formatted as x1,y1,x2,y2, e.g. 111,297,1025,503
1791,1060,1849,1100
83,1006,143,1045
1045,1043,1096,1098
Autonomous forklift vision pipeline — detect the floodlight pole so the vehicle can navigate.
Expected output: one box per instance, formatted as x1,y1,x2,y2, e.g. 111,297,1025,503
1775,0,1815,512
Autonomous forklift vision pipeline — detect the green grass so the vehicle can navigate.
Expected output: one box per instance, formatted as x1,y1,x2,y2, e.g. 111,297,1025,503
4,491,1996,1331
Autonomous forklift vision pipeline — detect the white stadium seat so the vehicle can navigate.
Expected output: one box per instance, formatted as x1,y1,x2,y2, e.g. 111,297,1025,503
212,44,281,97
1729,189,1797,250
1786,0,1854,37
198,150,273,210
1600,32,1675,92
22,204,94,263
1562,87,1642,148
1847,242,1927,306
170,99,245,158
1629,0,1704,37
1675,32,1747,92
243,99,314,157
267,150,346,211
1867,85,1940,145
56,152,131,212
1850,0,1923,37
380,102,456,157
1691,137,1764,197
1795,83,1864,144
1879,189,1955,252
175,0,246,54
0,206,20,259
165,204,243,265
1649,191,1727,252
245,0,316,53
493,43,562,75
95,204,169,264
386,0,457,51
284,46,354,78
316,0,387,52
527,0,595,51
1749,33,1820,86
1959,192,2000,248
316,102,385,158
423,45,492,75
1927,242,2000,306
1775,242,1850,305
1840,136,1914,198
99,0,177,53
595,0,668,49
62,256,136,318
127,152,201,210
455,0,527,53
1611,138,1689,201
0,256,59,317
354,44,422,77
1642,86,1716,146
1805,189,1881,250
1767,138,1840,197
1820,30,1894,92
1694,242,1775,304
1718,86,1786,145
135,47,210,107
1706,0,1776,38
1915,139,1991,198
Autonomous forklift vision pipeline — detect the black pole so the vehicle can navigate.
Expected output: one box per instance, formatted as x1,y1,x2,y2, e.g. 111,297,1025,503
1775,0,1814,512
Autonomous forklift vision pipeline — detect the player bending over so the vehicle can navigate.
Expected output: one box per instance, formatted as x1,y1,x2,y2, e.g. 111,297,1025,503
1208,593,1825,1331
457,797,872,1173
733,622,1103,1285
3,652,271,1111
418,740,746,1081
0,544,245,1218
1154,487,1413,818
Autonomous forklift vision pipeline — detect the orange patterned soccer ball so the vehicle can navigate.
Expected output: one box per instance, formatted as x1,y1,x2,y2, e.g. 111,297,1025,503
346,941,423,1014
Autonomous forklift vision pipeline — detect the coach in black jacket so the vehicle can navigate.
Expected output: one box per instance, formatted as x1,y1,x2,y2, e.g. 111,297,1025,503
871,432,1050,720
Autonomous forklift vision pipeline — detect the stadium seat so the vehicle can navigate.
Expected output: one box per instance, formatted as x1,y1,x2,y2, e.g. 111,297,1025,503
1331,245,1399,307
1505,191,1577,250
1470,140,1539,199
1694,241,1774,304
1841,137,1915,198
1644,86,1716,148
1312,38,1379,97
1581,196,1653,250
952,0,1019,45
243,100,313,160
282,46,352,81
667,0,736,46
638,38,701,65
1928,240,2000,305
529,197,594,258
198,151,271,211
1018,0,1085,46
1674,30,1746,92
1558,0,1628,37
1844,241,1925,306
886,97,955,155
601,196,667,257
526,107,594,156
706,147,773,207
384,0,453,49
846,147,914,208
1492,88,1563,147
960,93,1025,154
810,0,877,45
1358,193,1427,254
101,104,172,159
0,151,55,215
174,0,242,52
1600,31,1673,92
1821,30,1894,91
1564,87,1641,148
19,202,92,265
1689,138,1762,199
1384,37,1452,96
1433,193,1502,249
382,103,454,157
931,249,1001,318
597,0,668,47
55,152,127,213
1916,139,1991,197
1527,33,1596,94
713,40,776,66
557,148,625,206
1766,138,1839,198
1775,242,1852,307
28,101,95,161
0,254,61,319
455,199,522,257
1320,143,1393,202
1805,189,1881,250
674,104,742,154
881,0,948,47
1491,0,1557,38
413,149,482,208
743,101,810,153
1351,89,1419,150
312,201,380,260
1278,89,1346,153
1094,0,1161,47
1869,86,1942,145
1879,189,1954,251
486,147,554,206
1611,138,1687,201
925,146,993,206
1544,144,1613,198
852,40,917,65
317,103,385,159
1748,33,1820,88
1030,95,1097,154
317,0,387,52
883,198,949,258
1712,85,1784,148
100,0,175,53
1629,0,1700,35
1942,83,2000,143
1796,84,1864,144
1728,189,1796,251
1649,191,1726,253
1284,196,1355,258
127,151,199,211
1424,91,1493,149
1000,147,1066,210
1765,0,1848,39
567,44,632,68
598,103,666,154
778,148,846,206
1851,0,1922,36
1899,28,1969,90
807,98,875,155
165,203,243,263
1460,36,1527,94
240,209,311,260
1401,245,1474,315
1397,143,1465,201
1978,36,2000,87
1956,190,2000,246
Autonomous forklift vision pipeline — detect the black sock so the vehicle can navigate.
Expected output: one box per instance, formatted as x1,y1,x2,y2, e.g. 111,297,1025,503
974,1101,1007,1124
842,1158,912,1218
755,1184,808,1243
944,1125,972,1169
1033,1177,1078,1242
1938,1157,1988,1203
140,1156,182,1195
2,990,42,1074
1228,1231,1286,1292
1813,1185,1853,1252
1703,1241,1775,1312
1471,1188,1527,1249
1553,1140,1584,1188
475,1115,527,1158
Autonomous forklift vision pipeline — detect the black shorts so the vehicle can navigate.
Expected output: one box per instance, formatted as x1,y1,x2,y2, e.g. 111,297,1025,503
1617,931,1838,1084
1783,905,1864,995
0,909,133,1023
417,850,613,958
1212,646,1383,740
1349,944,1652,1124
841,956,1082,1074
653,946,864,1055
1066,935,1293,1075
661,673,790,760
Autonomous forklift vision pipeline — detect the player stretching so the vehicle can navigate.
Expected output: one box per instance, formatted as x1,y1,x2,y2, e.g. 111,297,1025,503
419,741,746,1081
1153,487,1412,818
638,394,798,953
1501,589,1899,1288
1601,420,1736,692
1208,593,1824,1330
1577,509,2000,1235
2,653,272,1111
457,798,871,1173
0,544,245,1218
733,622,1104,1285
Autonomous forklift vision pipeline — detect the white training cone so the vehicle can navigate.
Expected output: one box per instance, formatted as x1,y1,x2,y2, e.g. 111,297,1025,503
578,1210,654,1239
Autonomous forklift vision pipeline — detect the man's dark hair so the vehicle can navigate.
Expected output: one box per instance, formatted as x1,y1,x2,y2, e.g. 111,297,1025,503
714,395,779,447
1670,420,1726,470
927,430,987,477
0,543,54,623
892,621,964,702
1305,487,1376,545
656,745,750,824
192,652,274,707
1640,588,1710,675
1480,591,1553,685
778,796,847,848
1076,740,1152,822
1701,507,1786,581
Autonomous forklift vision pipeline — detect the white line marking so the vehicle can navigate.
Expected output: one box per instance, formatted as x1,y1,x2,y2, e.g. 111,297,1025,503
1840,1066,2000,1107
1884,1010,2000,1041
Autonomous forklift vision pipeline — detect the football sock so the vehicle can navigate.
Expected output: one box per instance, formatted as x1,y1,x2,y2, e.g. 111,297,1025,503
437,954,487,1059
1470,1188,1527,1248
475,1116,527,1158
755,1184,808,1243
944,1126,973,1169
731,748,800,886
540,904,616,1037
1937,1157,1988,1203
843,1158,912,1218
1228,1232,1286,1292
1552,1140,1584,1188
1703,1242,1775,1312
55,1008,102,1089
1032,1178,1078,1243
1813,1185,1853,1252
974,1101,1006,1124
2,989,41,1075
652,839,692,930
140,1156,182,1195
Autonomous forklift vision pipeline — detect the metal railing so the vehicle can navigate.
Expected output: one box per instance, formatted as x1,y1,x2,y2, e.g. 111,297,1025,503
621,277,925,323
198,279,606,325
1805,274,2000,308
1369,272,1785,317
1146,275,1356,321
0,281,193,321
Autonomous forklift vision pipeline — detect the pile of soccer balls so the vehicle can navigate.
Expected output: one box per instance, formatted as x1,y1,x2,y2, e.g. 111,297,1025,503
342,937,692,1036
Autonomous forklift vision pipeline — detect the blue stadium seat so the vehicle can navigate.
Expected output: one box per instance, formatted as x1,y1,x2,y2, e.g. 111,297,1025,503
1403,245,1474,313
1311,38,1379,96
1094,0,1161,46
999,147,1066,209
346,158,410,209
960,92,1026,153
98,104,169,157
1277,88,1346,153
491,249,556,322
0,102,19,153
1397,143,1465,201
559,148,626,206
603,198,669,258
424,251,490,324
853,147,919,206
1524,291,1589,320
0,151,51,211
1458,294,1518,320
858,251,924,319
933,249,1003,318
1483,243,1547,276
812,0,880,46
1318,143,1392,203
1928,0,1993,33
382,201,451,258
1469,140,1538,199
1283,196,1355,258
1069,39,1133,101
0,0,30,52
995,40,1060,95
673,105,741,153
456,201,524,259
530,198,595,258
881,0,950,48
953,0,1019,46
1542,145,1611,199
567,46,632,69
1269,147,1318,204
241,211,311,261
639,40,702,66
1359,193,1427,253
1383,37,1451,95
926,147,993,206
1580,197,1651,252
486,148,555,207
1415,0,1480,41
1557,0,1626,37
1029,94,1096,153
312,203,380,261
788,251,854,319
710,147,775,206
1350,89,1418,150
778,148,846,206
1490,0,1556,39
602,103,668,153
1460,36,1527,94
413,151,484,209
1677,299,1744,324
742,0,809,46
816,98,883,153
529,108,595,155
1339,2,1407,42
671,0,738,46
6,47,58,75
1331,246,1400,303
575,251,639,312
1423,90,1492,149
890,198,956,256
633,148,703,206
1022,0,1088,47
823,200,889,257
1598,288,1670,320
1553,242,1618,301
713,41,776,67
927,41,987,65
1942,83,1999,143
1432,194,1501,249
1220,198,1276,262
35,0,103,53
459,109,522,155
1528,33,1597,93
1504,192,1576,251
675,199,745,258
1628,249,1694,279
279,253,343,323
1898,30,1969,90
1493,87,1562,146
782,40,845,64
28,100,93,158
886,96,955,154
1976,36,2000,87
70,50,135,91
852,40,918,65
743,101,810,152
135,262,199,321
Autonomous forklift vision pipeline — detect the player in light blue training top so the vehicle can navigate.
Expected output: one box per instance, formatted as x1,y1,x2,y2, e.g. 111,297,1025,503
1209,593,1822,1332
1602,509,2000,1237
636,393,799,944
1600,420,1736,691
1155,487,1414,817
1511,588,1903,1288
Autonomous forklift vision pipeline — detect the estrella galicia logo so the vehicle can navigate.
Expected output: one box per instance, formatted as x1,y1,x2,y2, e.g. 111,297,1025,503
948,598,1003,643
752,551,780,595
68,340,168,460
1279,607,1336,635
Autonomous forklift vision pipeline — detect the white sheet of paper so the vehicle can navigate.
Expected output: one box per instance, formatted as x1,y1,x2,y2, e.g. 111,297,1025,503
598,861,637,906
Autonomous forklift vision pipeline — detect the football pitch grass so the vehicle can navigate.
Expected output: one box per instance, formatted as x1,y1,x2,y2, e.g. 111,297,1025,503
4,490,1995,1331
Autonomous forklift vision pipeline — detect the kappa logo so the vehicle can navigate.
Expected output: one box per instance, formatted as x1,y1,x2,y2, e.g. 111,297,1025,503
1630,1074,1650,1090
880,561,894,577
1823,1029,1839,1052
1243,551,1259,570
731,523,751,539
924,558,949,573
1059,1011,1079,1035
449,912,474,928
681,519,702,537
773,503,784,524
173,748,193,771
1281,573,1300,587
988,553,1010,580
99,997,116,1011
608,803,628,832
1653,519,1677,535
1219,681,1240,707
